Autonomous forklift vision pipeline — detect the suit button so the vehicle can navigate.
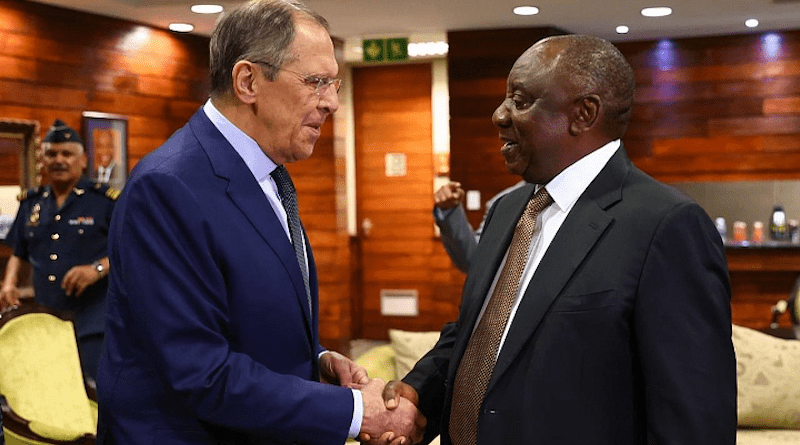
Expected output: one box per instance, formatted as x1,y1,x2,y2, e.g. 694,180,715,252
78,229,84,235
48,275,56,282
51,233,59,240
50,254,57,261
54,215,61,221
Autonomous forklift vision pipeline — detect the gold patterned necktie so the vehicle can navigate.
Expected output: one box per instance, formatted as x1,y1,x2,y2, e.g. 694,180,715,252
449,187,553,445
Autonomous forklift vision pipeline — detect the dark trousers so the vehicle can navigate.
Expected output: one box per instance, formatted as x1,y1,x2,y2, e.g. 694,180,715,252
78,333,104,382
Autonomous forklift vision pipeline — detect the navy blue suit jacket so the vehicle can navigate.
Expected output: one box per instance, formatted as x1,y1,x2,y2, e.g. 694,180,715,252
405,148,737,445
97,109,353,444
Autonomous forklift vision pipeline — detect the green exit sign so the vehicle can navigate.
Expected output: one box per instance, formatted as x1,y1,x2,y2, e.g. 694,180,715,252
363,38,408,62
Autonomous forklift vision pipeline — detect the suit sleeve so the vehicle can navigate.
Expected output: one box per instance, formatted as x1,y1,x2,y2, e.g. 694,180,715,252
402,322,458,445
113,171,353,444
635,202,737,445
434,205,478,273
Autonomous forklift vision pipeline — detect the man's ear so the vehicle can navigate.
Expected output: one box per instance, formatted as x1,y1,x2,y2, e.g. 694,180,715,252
231,61,260,104
569,94,601,135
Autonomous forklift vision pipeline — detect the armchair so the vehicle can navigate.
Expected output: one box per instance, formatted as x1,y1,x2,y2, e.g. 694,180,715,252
0,301,97,444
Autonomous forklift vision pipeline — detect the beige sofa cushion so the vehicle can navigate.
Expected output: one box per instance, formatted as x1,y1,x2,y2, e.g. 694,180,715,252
737,429,800,445
355,344,396,383
732,324,800,429
389,329,441,379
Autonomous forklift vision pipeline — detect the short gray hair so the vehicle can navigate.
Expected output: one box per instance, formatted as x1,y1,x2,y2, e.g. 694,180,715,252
209,0,329,98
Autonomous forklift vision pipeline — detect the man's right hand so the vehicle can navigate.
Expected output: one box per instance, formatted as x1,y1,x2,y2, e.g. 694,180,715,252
434,182,465,210
359,378,425,445
0,283,20,310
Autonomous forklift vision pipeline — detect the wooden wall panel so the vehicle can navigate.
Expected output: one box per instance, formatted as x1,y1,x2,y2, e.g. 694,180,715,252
0,0,209,170
617,30,800,182
353,63,464,340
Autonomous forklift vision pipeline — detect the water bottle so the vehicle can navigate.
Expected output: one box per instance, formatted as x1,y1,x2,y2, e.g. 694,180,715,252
714,217,726,242
770,205,788,241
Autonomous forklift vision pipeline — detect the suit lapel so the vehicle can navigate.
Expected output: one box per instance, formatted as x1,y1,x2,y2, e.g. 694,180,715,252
447,184,537,377
486,149,631,392
188,110,315,335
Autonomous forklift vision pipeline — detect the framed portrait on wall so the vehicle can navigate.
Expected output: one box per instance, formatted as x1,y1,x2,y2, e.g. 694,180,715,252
82,111,128,189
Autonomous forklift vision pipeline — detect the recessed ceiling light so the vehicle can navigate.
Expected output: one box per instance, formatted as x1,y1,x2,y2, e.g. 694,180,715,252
616,25,630,34
169,23,195,33
745,18,759,28
191,4,223,14
641,7,672,17
513,6,540,16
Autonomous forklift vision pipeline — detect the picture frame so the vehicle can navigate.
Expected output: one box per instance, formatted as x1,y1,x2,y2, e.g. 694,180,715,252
82,111,128,189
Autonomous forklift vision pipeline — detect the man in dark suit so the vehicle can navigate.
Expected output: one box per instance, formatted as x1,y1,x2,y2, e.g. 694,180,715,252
378,34,736,445
96,1,421,444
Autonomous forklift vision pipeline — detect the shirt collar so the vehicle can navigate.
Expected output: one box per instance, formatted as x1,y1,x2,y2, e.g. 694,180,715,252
203,99,278,182
544,139,620,214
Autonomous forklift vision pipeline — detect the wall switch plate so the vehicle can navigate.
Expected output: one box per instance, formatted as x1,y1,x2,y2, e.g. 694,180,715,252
466,190,481,211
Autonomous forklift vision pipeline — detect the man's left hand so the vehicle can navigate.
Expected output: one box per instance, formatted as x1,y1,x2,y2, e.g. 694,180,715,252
61,264,102,297
320,351,369,387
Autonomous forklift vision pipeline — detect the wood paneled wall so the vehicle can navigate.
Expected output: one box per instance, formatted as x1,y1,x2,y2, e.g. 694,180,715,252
446,27,800,331
352,64,464,340
617,31,800,182
0,0,209,169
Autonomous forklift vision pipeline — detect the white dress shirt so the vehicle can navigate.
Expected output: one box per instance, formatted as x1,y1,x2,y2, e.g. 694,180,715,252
478,140,621,356
97,161,115,183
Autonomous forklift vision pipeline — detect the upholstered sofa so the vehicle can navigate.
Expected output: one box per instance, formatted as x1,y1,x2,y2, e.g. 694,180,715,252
732,324,800,444
353,327,800,445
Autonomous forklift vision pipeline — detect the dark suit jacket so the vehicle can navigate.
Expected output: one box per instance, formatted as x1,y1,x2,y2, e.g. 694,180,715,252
96,109,353,445
405,147,737,445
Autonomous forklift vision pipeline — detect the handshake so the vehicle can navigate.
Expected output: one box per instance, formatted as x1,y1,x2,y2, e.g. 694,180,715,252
320,351,426,445
353,378,426,445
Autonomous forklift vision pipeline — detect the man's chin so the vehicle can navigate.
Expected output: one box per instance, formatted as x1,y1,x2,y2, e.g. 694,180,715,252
290,142,316,162
504,160,526,178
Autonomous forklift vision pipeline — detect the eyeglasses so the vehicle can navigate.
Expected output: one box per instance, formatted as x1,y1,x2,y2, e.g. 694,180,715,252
251,60,342,96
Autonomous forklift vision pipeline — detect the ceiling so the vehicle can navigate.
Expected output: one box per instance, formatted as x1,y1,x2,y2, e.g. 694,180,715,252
29,0,800,43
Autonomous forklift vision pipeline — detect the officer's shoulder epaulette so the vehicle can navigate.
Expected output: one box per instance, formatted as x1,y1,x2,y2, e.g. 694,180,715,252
17,187,42,202
91,182,121,201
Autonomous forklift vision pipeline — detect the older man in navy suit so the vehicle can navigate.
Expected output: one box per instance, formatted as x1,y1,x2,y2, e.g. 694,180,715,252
96,1,422,444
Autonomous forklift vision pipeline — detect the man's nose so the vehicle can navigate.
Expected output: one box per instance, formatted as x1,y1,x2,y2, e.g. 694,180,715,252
492,100,510,127
318,84,340,114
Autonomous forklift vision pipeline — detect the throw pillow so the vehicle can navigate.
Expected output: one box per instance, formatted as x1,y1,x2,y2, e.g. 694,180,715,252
389,329,440,379
732,324,800,428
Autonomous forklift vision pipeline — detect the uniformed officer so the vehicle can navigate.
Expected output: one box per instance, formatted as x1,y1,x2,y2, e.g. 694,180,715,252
0,119,119,381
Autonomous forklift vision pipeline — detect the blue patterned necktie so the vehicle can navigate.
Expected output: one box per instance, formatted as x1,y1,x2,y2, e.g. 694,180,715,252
270,165,312,317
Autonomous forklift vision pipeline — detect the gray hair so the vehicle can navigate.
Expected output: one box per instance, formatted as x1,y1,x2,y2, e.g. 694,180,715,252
209,0,329,97
541,35,636,138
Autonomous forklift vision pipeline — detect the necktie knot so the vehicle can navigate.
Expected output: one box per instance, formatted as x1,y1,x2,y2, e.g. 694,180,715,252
524,187,553,232
271,165,296,200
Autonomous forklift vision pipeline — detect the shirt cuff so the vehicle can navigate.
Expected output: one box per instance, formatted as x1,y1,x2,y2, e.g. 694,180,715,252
349,388,363,438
